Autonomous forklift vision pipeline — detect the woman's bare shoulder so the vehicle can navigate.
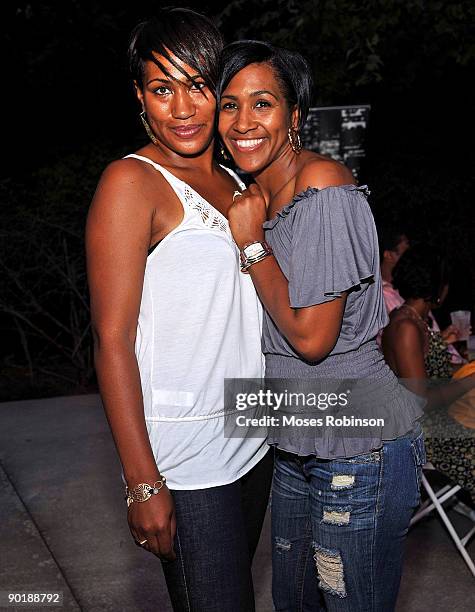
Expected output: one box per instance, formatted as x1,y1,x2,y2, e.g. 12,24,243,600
387,311,425,341
91,155,170,217
295,153,355,193
99,156,160,189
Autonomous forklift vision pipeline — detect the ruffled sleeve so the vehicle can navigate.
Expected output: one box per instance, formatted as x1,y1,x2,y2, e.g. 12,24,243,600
284,185,377,308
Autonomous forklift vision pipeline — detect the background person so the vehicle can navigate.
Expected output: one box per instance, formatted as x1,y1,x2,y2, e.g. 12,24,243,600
382,245,475,503
377,223,463,362
378,223,410,311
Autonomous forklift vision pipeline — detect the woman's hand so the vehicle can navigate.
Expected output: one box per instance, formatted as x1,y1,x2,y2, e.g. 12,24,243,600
127,486,176,561
441,324,460,344
228,183,267,249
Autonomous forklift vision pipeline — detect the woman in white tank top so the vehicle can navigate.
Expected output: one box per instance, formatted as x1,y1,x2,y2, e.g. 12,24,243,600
86,9,271,611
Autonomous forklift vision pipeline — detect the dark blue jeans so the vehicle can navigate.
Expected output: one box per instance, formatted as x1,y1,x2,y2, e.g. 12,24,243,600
161,449,273,612
271,430,425,612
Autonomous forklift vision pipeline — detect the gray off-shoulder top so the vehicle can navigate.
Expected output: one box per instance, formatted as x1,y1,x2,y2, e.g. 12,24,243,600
262,185,424,458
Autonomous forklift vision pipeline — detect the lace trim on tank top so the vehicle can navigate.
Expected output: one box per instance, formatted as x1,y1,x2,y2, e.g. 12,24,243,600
124,153,240,236
182,184,229,233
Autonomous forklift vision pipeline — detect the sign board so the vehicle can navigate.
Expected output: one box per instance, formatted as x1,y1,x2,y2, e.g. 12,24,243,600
301,105,371,180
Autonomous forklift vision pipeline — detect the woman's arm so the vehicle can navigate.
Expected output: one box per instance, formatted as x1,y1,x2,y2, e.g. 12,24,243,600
229,162,354,362
385,319,475,408
86,160,175,560
239,249,346,362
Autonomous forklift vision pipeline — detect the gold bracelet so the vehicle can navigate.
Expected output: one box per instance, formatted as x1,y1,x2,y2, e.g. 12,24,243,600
125,475,166,507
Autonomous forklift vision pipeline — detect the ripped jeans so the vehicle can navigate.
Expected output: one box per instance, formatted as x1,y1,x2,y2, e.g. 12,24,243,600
271,429,426,612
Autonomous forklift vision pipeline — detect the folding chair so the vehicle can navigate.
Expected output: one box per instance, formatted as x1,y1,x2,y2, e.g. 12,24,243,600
410,463,475,577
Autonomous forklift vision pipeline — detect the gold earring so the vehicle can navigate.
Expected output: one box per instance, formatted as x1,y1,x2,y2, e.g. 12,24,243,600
288,127,302,154
140,110,158,146
220,144,230,160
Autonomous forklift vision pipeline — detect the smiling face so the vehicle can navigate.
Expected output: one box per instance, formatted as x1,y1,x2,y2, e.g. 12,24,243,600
135,52,216,157
219,62,298,174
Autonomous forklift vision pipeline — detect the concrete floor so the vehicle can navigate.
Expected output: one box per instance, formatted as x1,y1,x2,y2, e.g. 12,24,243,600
0,394,474,611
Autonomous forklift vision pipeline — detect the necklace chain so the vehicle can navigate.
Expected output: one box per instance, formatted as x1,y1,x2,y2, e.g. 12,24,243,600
402,303,431,332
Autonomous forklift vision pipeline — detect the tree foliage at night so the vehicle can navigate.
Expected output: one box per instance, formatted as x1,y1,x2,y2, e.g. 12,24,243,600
217,0,475,98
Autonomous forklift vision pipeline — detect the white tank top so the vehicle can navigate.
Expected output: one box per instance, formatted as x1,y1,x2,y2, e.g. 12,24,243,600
125,154,268,490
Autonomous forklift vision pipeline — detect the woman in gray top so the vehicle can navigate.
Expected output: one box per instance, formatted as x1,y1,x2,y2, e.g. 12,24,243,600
218,41,425,612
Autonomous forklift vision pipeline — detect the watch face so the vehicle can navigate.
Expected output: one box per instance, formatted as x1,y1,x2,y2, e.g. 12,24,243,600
244,243,263,257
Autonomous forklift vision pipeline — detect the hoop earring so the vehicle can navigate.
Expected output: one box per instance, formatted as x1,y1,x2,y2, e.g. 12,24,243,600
288,127,302,154
140,110,158,146
220,144,230,161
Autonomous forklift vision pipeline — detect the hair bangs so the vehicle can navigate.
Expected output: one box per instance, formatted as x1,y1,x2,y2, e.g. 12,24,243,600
129,8,223,94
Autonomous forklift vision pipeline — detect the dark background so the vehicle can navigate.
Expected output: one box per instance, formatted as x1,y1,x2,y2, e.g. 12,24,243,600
1,0,474,399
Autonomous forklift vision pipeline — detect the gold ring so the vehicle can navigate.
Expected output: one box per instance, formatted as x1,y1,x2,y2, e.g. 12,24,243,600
138,539,148,545
232,190,242,202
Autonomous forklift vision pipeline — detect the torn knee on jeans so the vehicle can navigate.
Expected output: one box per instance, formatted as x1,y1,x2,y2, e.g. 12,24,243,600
313,543,347,597
331,474,355,490
274,536,291,553
322,506,351,526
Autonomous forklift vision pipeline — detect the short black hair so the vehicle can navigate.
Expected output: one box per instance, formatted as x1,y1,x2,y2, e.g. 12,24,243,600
128,8,223,94
393,245,449,303
217,40,313,130
377,222,408,261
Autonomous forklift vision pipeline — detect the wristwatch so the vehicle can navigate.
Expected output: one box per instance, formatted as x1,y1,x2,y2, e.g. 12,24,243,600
240,240,273,272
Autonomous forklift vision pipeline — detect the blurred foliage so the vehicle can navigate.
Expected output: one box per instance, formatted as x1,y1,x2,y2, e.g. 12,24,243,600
216,0,475,100
0,142,129,398
0,1,473,397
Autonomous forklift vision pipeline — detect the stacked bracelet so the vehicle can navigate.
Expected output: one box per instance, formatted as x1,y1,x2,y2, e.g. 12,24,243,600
125,475,166,507
240,241,273,273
